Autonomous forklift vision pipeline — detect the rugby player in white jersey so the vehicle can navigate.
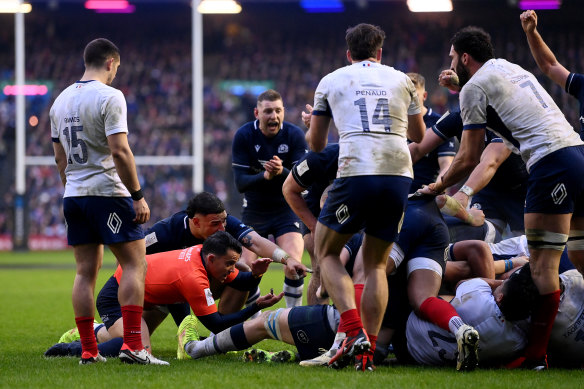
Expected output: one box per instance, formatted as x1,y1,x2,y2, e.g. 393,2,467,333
403,267,536,368
422,26,584,369
306,23,425,371
50,38,167,365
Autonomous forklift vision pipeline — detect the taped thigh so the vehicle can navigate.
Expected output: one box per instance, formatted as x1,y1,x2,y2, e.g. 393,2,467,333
526,229,568,252
567,230,584,251
407,257,443,278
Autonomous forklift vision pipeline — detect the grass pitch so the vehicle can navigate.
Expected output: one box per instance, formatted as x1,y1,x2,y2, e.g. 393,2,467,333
0,250,582,388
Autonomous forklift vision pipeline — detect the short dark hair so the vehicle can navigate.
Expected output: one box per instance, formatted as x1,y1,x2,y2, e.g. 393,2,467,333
498,263,539,321
186,192,225,218
450,26,495,63
345,23,385,61
201,231,242,258
257,89,282,105
83,38,120,69
407,73,425,89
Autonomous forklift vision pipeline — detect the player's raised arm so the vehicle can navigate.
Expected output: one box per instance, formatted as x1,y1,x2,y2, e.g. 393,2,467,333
520,10,570,88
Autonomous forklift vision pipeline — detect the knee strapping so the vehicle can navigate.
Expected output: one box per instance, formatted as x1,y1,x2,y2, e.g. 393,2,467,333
526,229,568,251
567,230,584,251
263,308,284,341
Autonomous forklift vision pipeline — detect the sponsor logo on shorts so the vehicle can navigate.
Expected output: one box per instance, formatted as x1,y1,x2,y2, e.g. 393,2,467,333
278,144,289,153
336,204,349,224
296,330,309,343
107,212,122,234
551,183,567,205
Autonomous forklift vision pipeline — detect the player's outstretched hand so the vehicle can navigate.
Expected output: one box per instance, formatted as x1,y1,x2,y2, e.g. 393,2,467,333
302,104,313,129
251,257,273,277
520,10,537,33
438,69,461,92
284,258,309,280
417,183,442,196
256,289,284,309
133,198,150,224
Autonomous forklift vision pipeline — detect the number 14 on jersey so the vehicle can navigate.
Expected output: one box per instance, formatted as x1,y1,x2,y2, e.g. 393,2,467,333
354,97,392,133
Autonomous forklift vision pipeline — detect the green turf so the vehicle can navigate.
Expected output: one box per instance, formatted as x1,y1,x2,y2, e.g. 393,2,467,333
0,250,582,388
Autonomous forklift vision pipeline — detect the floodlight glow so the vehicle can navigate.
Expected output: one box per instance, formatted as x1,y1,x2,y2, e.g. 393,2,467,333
407,0,452,12
85,0,129,9
3,84,48,96
0,1,32,13
519,0,561,10
300,0,344,13
197,0,241,14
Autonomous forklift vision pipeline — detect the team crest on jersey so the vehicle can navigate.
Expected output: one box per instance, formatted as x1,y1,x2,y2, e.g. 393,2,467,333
255,145,261,152
552,183,567,205
278,144,289,153
336,204,350,224
107,213,122,234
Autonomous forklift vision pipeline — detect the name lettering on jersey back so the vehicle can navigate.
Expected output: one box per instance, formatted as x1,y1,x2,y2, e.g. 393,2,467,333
64,116,80,123
178,247,194,262
355,89,387,96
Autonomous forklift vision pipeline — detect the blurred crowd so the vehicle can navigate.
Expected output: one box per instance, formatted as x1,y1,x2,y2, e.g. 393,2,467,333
0,3,581,240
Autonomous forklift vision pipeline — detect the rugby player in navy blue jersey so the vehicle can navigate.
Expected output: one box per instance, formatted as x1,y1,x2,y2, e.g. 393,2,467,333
406,73,455,194
521,10,584,141
413,109,528,239
283,143,339,305
232,89,308,308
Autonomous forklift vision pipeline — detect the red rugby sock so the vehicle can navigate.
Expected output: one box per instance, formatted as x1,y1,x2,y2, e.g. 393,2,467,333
338,309,363,337
76,316,98,357
121,305,143,351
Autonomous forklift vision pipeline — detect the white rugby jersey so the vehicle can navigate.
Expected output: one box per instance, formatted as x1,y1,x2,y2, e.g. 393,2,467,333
460,59,583,172
549,270,584,364
50,80,131,198
488,235,528,258
406,278,527,366
313,61,421,178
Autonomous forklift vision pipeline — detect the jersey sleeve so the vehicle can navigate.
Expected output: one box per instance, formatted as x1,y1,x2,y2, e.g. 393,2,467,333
432,110,463,140
50,105,60,142
456,278,491,297
103,90,129,136
313,75,333,117
176,271,218,317
565,73,584,99
291,151,323,188
225,215,254,243
436,137,456,157
231,128,252,168
288,126,308,165
460,84,488,130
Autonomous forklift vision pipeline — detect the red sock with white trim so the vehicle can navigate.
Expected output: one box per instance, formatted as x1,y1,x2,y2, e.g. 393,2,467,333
121,305,143,351
419,297,461,333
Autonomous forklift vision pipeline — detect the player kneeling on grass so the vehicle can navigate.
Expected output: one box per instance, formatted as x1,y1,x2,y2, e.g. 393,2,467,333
45,231,282,361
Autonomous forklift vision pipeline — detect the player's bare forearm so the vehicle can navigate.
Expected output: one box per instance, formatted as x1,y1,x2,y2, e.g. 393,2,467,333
282,180,318,232
52,143,68,186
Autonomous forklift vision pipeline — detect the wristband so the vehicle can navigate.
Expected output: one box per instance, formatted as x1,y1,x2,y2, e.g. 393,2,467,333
504,259,513,273
459,185,475,197
272,248,290,265
130,189,144,201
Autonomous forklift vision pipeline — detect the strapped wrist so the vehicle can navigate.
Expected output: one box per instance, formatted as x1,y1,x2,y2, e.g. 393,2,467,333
130,189,143,201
